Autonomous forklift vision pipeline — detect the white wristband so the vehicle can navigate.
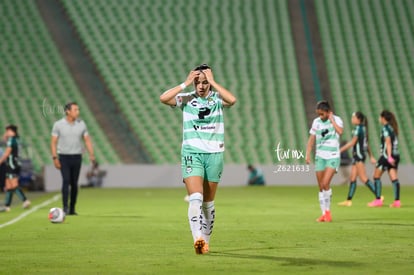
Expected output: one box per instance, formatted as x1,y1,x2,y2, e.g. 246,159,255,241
179,83,186,91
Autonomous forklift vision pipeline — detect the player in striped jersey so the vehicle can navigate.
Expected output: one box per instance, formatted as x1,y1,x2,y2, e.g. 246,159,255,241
306,101,343,222
368,110,401,208
160,64,236,254
337,112,377,206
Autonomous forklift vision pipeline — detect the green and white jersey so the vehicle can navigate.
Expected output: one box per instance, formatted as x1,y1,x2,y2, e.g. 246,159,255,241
175,90,225,153
309,115,343,159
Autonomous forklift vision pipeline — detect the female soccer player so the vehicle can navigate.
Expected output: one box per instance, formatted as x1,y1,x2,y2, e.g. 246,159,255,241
160,64,236,254
0,125,30,212
305,100,343,222
338,112,377,206
368,110,401,208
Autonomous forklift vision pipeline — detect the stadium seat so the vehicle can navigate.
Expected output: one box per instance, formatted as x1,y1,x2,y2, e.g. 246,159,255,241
0,0,121,170
315,0,414,163
61,0,308,164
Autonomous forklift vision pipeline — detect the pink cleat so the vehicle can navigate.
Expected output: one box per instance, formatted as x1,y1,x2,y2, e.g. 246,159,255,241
389,200,401,208
368,199,383,207
316,211,332,222
316,214,325,222
324,210,332,222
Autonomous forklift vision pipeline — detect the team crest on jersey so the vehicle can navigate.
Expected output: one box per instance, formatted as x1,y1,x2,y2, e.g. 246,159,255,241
186,166,193,174
207,97,216,106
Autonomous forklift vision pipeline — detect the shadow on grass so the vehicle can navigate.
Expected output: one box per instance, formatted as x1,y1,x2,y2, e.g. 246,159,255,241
209,247,363,267
87,215,144,219
351,222,414,227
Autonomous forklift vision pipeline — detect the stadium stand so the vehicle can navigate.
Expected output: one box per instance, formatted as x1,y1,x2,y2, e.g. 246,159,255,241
0,0,121,170
6,0,411,170
61,0,308,164
315,0,414,163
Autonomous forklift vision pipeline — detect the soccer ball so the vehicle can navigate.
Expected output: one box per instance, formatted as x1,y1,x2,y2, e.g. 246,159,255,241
48,207,65,223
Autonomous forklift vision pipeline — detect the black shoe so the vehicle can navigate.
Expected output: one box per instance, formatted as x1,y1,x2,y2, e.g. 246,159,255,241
63,207,69,215
68,211,78,215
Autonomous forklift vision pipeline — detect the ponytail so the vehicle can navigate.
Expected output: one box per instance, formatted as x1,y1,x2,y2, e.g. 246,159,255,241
380,110,399,136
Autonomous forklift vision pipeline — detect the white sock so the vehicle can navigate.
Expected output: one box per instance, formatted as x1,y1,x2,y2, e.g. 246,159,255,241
188,192,203,242
323,189,332,212
201,201,215,244
319,191,325,214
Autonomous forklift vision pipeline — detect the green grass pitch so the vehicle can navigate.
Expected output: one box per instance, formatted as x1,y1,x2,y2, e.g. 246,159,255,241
0,185,413,274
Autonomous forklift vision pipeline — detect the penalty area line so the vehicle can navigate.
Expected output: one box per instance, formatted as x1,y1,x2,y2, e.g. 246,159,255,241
0,194,61,229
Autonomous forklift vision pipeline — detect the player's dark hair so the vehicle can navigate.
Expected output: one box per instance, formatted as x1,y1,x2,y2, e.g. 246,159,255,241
193,64,213,92
6,124,19,138
194,63,210,71
354,111,369,142
64,101,78,113
380,110,399,136
316,100,331,112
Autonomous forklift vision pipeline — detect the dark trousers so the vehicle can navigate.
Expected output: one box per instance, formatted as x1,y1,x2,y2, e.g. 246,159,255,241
0,163,5,192
59,154,82,212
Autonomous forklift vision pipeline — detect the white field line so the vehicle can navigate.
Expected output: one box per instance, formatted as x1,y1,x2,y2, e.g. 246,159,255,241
0,194,61,229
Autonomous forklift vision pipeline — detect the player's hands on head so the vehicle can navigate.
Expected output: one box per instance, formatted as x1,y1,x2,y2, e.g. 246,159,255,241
201,68,214,83
184,70,200,87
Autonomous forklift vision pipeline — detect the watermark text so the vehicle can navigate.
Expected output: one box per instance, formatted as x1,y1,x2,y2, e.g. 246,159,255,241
273,142,309,173
41,98,65,118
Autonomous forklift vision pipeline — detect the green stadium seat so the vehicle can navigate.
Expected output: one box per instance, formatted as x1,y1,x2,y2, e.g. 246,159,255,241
0,0,121,170
315,0,414,163
59,0,312,164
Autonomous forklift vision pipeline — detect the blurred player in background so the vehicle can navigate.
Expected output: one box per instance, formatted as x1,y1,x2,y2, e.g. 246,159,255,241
160,64,236,254
247,164,265,186
338,112,377,206
0,125,31,212
82,161,106,188
368,110,401,208
0,142,5,192
51,102,95,215
306,100,343,222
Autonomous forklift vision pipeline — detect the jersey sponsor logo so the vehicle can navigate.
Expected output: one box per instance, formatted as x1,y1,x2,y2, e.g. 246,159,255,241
198,107,211,119
193,125,216,131
189,97,218,108
190,100,198,107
